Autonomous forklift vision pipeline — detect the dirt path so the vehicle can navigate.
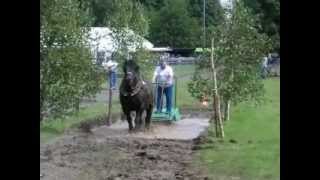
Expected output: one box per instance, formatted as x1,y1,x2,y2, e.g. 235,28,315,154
40,118,210,180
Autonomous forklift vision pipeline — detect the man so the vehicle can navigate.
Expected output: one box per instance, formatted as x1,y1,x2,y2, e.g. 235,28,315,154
152,58,174,114
102,57,118,90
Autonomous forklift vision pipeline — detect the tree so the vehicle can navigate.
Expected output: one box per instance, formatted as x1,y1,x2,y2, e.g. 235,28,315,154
105,0,153,74
40,0,104,120
188,0,225,26
148,0,201,48
188,0,225,47
242,0,280,53
188,1,271,134
136,0,165,10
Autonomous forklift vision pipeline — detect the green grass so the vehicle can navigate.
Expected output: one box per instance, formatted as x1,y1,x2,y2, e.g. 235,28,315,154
40,103,106,143
196,78,280,180
172,64,195,77
172,64,206,109
176,76,205,109
40,101,122,143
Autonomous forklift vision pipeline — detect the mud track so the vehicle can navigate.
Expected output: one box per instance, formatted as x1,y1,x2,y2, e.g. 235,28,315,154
40,116,211,180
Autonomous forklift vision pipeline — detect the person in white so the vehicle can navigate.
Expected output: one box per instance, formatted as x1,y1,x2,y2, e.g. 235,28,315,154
102,57,118,89
152,58,174,114
261,56,268,78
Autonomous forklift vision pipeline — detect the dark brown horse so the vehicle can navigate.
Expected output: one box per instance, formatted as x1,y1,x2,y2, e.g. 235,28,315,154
119,60,153,131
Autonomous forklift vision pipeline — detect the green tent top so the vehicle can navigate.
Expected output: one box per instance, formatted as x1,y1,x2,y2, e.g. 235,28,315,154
195,48,211,53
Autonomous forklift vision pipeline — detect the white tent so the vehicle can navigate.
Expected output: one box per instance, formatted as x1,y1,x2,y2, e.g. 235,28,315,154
88,27,154,59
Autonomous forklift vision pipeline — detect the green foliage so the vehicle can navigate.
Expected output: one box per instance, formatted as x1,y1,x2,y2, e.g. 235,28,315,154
148,0,201,48
136,0,165,10
188,1,272,106
40,0,104,120
101,0,152,77
85,0,225,48
78,0,153,80
109,0,149,52
188,0,225,47
131,49,156,80
242,0,280,53
188,0,225,27
78,0,152,78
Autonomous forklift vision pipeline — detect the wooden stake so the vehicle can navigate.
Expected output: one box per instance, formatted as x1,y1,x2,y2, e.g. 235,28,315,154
225,100,230,121
226,100,231,121
106,71,112,126
210,38,224,138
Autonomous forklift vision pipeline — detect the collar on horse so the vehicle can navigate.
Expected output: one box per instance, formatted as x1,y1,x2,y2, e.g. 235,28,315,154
121,80,146,97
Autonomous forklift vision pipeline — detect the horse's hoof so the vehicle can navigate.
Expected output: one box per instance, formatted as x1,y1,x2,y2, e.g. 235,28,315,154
134,126,141,131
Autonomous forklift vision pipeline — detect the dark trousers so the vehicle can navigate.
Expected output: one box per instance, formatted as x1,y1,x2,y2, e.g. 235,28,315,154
156,85,173,113
109,71,116,88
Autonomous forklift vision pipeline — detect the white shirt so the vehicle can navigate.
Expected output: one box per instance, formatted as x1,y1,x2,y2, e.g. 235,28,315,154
102,60,118,71
262,57,268,67
152,65,174,87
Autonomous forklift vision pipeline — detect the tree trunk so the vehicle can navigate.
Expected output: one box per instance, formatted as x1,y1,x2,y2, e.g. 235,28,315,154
210,38,224,138
220,96,225,120
40,98,44,122
212,95,220,137
106,71,112,126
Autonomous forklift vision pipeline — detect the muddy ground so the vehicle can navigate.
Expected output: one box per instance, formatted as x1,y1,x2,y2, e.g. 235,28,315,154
40,114,211,180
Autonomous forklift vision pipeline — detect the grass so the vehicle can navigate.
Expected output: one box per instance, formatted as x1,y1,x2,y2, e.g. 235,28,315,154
172,64,195,77
172,64,207,109
40,102,122,143
176,76,204,109
196,78,280,180
40,103,106,143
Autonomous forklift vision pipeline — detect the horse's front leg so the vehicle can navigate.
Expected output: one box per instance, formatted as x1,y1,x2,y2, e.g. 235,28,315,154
135,110,142,131
126,112,133,132
145,106,153,130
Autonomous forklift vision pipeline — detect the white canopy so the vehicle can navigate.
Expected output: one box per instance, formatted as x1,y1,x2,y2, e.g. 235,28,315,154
88,27,154,56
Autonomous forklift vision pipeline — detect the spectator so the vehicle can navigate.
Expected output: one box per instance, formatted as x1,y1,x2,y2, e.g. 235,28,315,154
103,57,118,90
261,56,268,79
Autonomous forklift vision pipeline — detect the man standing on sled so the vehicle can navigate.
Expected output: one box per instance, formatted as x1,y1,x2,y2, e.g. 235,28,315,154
152,57,174,114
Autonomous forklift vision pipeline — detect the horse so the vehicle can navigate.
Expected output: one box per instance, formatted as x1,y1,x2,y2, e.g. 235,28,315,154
119,60,154,131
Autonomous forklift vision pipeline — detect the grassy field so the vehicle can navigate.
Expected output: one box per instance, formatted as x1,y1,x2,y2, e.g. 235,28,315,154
172,64,206,109
41,103,107,143
195,78,280,180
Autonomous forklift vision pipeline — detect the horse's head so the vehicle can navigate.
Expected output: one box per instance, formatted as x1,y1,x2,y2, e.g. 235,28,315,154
123,60,140,89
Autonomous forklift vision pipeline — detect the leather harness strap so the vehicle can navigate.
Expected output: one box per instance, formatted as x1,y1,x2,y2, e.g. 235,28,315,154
121,80,146,97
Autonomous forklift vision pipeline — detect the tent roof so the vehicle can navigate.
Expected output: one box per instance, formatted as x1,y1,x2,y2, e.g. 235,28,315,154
88,27,154,52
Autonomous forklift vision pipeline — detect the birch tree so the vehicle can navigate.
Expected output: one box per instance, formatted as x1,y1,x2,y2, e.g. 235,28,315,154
188,1,271,134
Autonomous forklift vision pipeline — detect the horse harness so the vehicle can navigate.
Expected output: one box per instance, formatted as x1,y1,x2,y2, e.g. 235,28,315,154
121,80,146,97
